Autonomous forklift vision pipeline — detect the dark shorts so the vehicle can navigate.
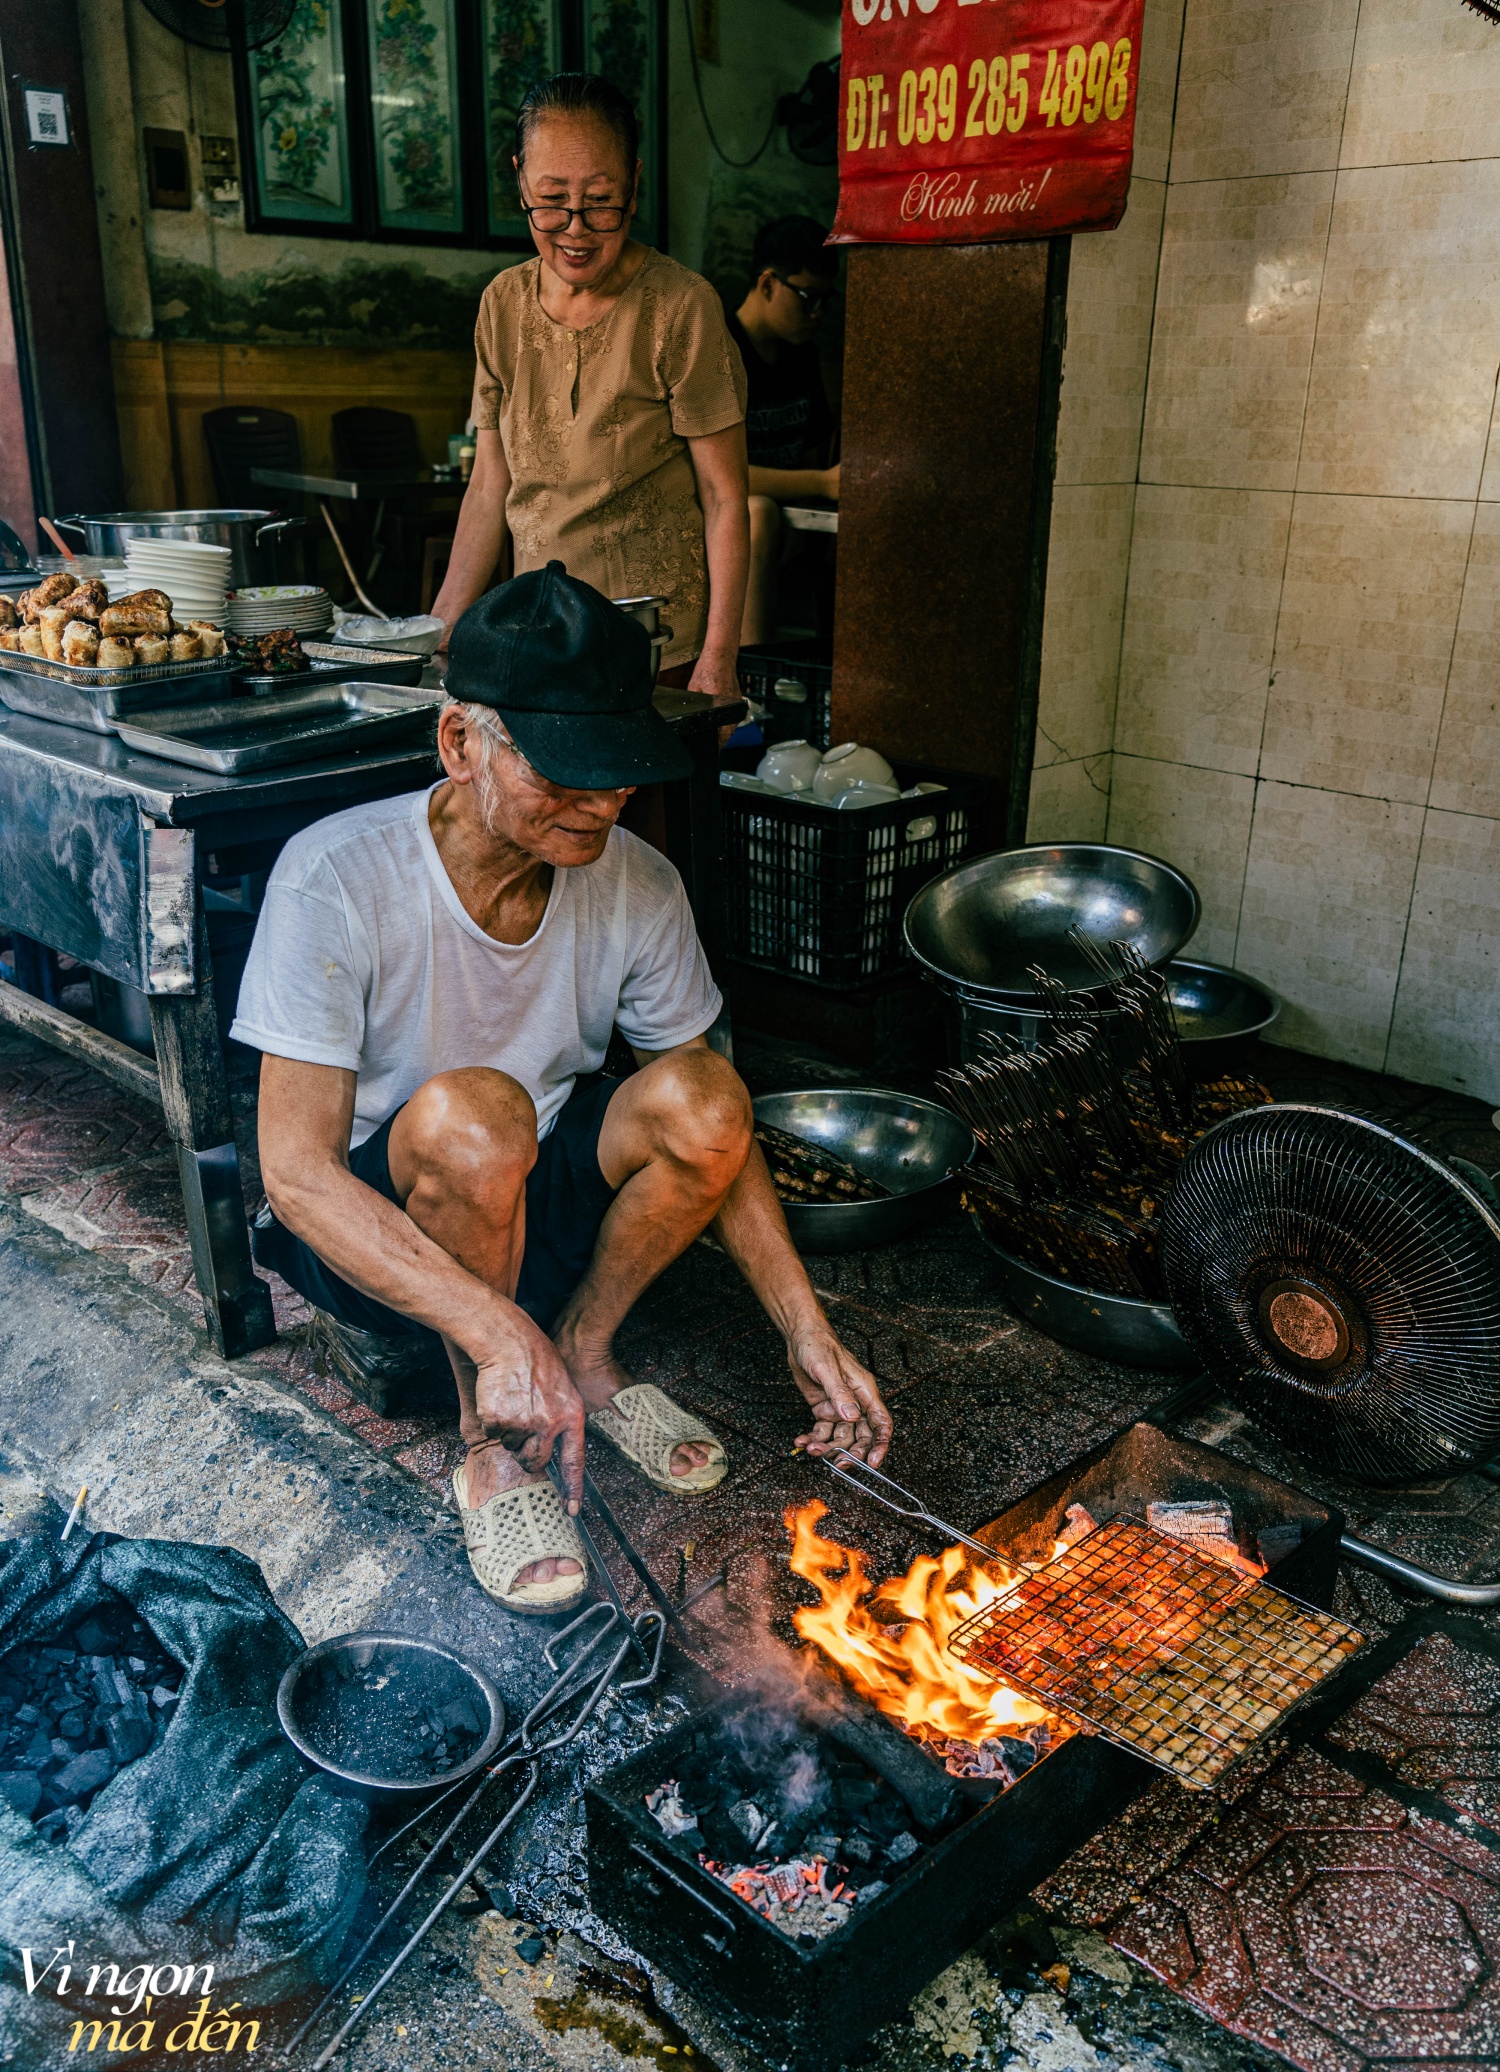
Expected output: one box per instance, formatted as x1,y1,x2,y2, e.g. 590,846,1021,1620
252,1071,621,1341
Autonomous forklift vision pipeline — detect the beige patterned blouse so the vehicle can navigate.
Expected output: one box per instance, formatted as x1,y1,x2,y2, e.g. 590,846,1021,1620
471,250,747,666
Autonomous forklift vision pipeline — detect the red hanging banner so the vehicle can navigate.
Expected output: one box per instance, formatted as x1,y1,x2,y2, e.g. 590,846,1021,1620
830,0,1145,247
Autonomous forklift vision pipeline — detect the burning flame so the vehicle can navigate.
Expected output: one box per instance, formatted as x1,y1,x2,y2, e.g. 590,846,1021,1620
785,1500,1053,1747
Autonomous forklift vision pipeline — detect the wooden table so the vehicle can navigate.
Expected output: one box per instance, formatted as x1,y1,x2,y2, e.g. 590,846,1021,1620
0,687,734,1359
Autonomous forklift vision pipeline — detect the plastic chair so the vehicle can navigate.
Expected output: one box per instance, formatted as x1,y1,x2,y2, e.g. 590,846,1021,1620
201,406,301,509
332,407,423,474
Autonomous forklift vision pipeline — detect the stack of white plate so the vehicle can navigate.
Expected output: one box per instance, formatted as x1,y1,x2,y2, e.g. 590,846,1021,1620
122,537,233,626
227,585,335,639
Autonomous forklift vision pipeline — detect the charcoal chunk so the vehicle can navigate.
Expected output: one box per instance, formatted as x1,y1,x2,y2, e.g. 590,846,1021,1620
885,1830,919,1864
52,1748,115,1799
515,1936,546,1966
998,1735,1037,1776
104,1715,152,1764
841,1831,875,1865
0,1772,41,1818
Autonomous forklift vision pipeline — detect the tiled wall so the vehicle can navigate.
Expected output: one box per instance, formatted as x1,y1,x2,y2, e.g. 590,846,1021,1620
1030,0,1500,1103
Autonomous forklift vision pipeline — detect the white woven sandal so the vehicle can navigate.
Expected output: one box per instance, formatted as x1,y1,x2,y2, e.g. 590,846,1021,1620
586,1382,728,1495
451,1460,589,1615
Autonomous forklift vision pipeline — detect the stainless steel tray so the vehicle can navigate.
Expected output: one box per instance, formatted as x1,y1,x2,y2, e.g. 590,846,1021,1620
113,681,443,774
237,640,426,695
0,652,237,733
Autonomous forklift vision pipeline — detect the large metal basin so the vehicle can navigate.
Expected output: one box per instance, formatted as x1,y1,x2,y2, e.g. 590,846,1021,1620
1166,959,1279,1077
755,1088,975,1253
976,1234,1195,1370
53,509,303,589
905,844,1200,1004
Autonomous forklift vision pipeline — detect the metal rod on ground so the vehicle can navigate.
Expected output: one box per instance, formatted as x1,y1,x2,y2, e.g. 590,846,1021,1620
546,1461,649,1659
582,1468,696,1645
1339,1532,1500,1607
677,1560,731,1612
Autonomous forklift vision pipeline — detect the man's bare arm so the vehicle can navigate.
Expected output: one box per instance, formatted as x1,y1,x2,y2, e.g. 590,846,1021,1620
256,1054,588,1503
628,1036,892,1465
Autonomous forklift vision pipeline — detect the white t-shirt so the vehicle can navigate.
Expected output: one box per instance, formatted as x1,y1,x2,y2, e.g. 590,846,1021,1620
230,787,723,1147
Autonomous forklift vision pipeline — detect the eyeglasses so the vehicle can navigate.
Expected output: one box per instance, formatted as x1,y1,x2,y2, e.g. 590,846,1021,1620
772,272,838,311
520,200,631,233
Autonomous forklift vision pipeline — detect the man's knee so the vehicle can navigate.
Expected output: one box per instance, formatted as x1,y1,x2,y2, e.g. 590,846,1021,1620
637,1049,752,1178
394,1068,538,1203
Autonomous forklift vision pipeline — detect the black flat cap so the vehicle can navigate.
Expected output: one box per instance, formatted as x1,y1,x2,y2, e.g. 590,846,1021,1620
445,562,691,787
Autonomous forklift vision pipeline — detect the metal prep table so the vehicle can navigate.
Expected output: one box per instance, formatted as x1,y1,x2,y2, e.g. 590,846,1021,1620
0,687,733,1360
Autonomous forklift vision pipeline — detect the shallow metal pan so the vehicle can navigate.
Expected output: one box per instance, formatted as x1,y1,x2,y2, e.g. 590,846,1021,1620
753,1087,975,1253
0,652,238,732
114,681,442,774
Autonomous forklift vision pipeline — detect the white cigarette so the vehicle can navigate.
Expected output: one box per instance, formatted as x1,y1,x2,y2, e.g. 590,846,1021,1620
60,1485,87,1541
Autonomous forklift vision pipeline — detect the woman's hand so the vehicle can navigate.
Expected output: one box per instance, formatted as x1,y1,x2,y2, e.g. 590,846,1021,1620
787,1322,893,1467
687,644,744,703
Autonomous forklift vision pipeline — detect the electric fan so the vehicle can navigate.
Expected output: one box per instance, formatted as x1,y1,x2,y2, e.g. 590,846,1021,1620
1161,1104,1500,1485
140,0,296,54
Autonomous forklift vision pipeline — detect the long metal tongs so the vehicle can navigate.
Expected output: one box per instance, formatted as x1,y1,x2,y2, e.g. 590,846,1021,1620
288,1601,665,2066
820,1449,1005,1566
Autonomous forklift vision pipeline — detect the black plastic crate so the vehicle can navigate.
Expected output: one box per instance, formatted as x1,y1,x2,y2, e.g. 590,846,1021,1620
735,639,833,748
721,759,983,988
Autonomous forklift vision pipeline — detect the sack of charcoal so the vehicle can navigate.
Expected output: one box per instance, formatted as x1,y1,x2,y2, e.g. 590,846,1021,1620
0,1531,368,2062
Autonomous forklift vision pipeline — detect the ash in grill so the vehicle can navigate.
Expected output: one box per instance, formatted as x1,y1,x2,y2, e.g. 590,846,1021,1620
0,1604,182,1839
644,1697,929,1938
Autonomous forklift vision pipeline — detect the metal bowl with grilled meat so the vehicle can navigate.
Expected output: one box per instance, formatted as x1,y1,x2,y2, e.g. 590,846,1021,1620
754,1089,975,1253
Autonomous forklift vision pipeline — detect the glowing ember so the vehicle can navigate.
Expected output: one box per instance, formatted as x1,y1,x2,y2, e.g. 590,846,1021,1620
785,1500,1061,1752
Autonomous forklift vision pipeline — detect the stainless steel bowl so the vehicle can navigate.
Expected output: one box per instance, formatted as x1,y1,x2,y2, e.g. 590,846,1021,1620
905,844,1201,1004
975,1236,1196,1370
277,1632,504,1804
612,594,671,684
1166,959,1280,1077
52,510,304,589
755,1088,976,1253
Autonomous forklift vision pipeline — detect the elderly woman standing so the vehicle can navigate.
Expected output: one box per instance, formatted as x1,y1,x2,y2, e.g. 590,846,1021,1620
432,74,750,698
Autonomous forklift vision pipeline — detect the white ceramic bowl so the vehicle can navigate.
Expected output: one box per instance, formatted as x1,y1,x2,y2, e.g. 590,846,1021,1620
756,738,823,793
830,782,902,809
812,741,895,801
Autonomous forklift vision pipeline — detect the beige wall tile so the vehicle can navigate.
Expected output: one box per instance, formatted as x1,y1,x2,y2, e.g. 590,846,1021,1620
1479,385,1500,504
1261,493,1472,803
1135,0,1189,184
1298,159,1500,499
1386,808,1500,1101
1341,0,1500,170
1035,486,1136,767
1115,485,1291,775
1139,174,1334,491
1056,180,1166,488
1027,756,1112,843
1237,781,1423,1067
1430,503,1500,818
1171,0,1359,183
1106,756,1254,964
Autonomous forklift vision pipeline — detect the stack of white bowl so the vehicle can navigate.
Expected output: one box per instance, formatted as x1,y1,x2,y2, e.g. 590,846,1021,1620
743,739,905,807
227,585,335,640
121,537,232,626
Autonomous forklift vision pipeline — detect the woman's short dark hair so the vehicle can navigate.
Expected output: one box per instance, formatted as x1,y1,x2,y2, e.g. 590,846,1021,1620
515,73,640,175
751,216,834,283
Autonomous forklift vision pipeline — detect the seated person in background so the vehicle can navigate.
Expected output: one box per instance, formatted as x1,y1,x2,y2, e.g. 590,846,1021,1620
237,565,891,1618
727,216,840,645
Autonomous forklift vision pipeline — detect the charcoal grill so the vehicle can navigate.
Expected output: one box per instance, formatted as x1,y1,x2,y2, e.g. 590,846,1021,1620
588,1422,1344,2069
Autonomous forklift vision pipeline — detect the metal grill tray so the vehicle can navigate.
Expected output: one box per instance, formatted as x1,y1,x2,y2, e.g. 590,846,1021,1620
236,640,426,695
0,652,238,733
113,681,443,774
948,1516,1364,1790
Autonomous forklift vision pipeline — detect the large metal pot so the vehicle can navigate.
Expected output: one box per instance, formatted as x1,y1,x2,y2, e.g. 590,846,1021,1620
753,1087,975,1253
978,1238,1196,1370
53,509,304,589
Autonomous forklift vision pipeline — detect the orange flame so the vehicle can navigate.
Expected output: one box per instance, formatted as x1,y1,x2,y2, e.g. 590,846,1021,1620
785,1499,1053,1746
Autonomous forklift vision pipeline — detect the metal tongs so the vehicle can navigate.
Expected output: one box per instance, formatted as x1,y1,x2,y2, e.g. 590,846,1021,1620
820,1449,1007,1567
288,1600,665,2065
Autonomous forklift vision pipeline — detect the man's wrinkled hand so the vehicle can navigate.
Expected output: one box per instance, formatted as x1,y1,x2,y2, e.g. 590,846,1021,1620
787,1323,892,1467
470,1318,586,1510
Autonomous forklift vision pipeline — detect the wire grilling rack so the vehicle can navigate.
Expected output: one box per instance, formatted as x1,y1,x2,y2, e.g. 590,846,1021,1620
288,1601,666,2066
947,1517,1364,1790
